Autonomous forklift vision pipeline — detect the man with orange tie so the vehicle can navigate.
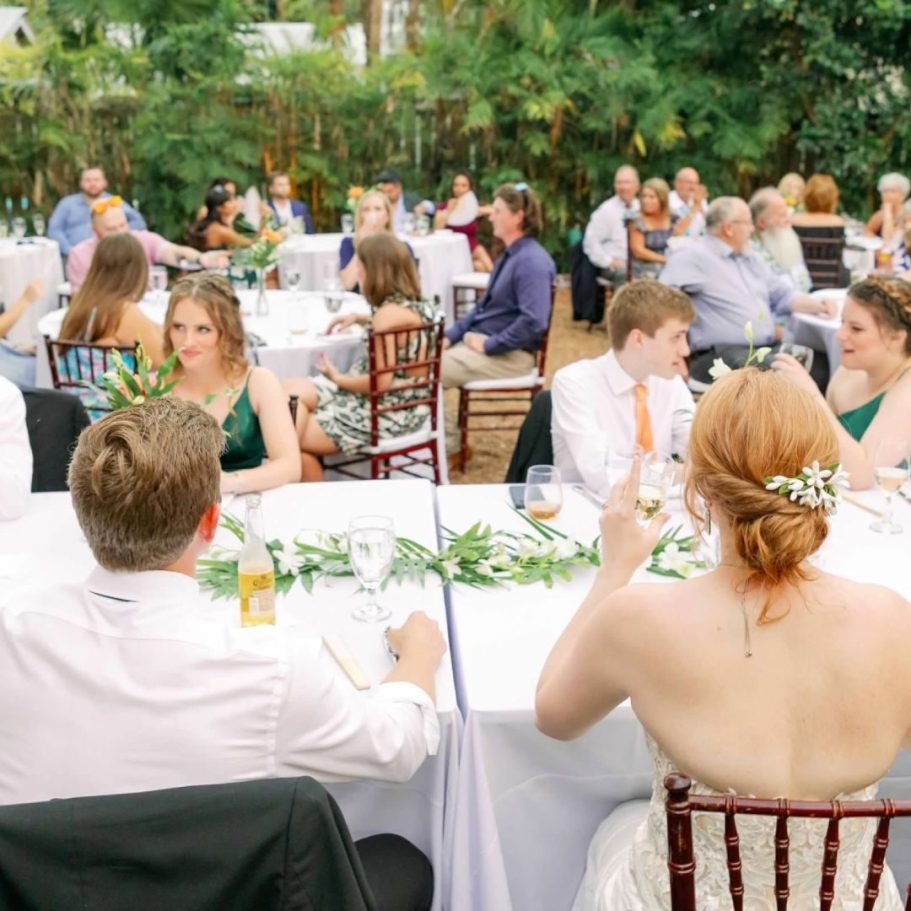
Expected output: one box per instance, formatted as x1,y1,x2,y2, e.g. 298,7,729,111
551,279,696,494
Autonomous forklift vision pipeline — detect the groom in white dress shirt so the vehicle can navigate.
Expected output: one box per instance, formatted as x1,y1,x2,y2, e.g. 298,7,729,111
551,280,696,495
0,396,446,807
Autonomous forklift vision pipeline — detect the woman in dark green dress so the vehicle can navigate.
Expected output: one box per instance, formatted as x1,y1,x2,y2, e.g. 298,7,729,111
773,276,911,488
163,273,301,495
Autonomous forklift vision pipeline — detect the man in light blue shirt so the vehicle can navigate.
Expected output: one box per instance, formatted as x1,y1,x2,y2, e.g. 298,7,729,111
659,196,835,384
48,167,145,256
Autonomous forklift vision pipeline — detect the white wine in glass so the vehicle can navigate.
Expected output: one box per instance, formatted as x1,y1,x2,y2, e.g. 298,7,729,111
871,441,910,534
636,454,673,525
524,465,563,520
635,482,667,522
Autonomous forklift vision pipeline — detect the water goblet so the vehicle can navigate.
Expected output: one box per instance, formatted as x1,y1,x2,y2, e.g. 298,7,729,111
341,213,355,235
12,217,26,241
32,213,45,237
870,440,910,534
524,465,563,521
403,213,416,236
779,343,814,373
347,516,396,622
285,267,302,292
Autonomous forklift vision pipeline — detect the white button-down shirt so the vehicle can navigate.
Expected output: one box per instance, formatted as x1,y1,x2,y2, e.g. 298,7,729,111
582,195,640,268
0,378,31,521
0,566,439,805
551,350,695,494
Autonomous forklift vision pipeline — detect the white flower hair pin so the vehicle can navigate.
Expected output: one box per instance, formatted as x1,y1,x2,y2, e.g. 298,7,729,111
764,461,850,514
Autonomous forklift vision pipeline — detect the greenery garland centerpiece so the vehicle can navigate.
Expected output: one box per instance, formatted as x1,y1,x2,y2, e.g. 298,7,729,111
196,509,704,600
232,228,283,315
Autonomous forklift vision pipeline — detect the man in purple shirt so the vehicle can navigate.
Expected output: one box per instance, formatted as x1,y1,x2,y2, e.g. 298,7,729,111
442,182,555,388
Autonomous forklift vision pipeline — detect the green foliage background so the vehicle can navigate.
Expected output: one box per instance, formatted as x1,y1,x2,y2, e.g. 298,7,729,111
2,0,910,264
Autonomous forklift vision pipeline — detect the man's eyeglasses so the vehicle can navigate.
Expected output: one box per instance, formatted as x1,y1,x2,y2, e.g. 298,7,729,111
91,195,123,215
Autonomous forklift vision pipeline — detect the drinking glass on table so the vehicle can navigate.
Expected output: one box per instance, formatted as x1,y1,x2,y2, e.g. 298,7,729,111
779,343,814,373
341,213,354,235
347,516,396,622
870,440,910,535
12,217,26,241
149,265,168,294
32,213,46,237
524,465,563,521
284,267,301,293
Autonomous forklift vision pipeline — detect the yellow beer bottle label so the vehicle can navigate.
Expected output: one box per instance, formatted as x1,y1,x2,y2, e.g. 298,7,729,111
239,569,276,626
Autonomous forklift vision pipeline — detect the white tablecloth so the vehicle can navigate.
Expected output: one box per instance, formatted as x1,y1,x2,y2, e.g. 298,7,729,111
786,287,846,371
279,231,472,323
0,238,64,347
0,480,460,911
438,483,911,910
35,289,370,386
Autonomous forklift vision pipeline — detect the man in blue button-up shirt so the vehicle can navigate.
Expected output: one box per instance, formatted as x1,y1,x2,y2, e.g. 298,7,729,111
48,167,146,256
659,196,836,384
442,183,555,389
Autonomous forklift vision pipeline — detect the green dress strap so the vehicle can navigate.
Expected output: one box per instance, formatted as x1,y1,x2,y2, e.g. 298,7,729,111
837,365,911,441
220,371,266,472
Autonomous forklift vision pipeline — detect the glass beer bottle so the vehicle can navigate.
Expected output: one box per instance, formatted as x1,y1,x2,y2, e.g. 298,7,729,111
238,494,276,627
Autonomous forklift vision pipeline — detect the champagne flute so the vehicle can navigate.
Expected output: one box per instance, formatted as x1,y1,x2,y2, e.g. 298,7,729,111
524,465,563,520
779,343,814,373
871,440,910,534
636,454,673,524
348,516,396,622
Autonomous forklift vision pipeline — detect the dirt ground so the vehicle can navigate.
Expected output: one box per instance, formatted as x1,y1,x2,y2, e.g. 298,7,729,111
446,286,607,484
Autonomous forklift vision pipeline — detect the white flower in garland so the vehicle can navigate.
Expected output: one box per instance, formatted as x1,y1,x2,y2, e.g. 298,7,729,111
275,548,306,576
440,558,461,580
555,538,581,560
656,542,695,578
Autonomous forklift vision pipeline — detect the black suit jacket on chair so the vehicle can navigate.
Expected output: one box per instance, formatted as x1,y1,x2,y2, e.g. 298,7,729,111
0,776,376,911
21,386,90,492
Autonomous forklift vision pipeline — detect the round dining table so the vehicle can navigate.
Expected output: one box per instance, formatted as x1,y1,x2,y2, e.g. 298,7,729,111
278,230,472,323
0,237,65,348
35,289,372,387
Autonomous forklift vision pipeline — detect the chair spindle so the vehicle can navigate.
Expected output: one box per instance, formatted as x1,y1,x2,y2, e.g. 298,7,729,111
723,805,744,911
819,816,840,911
862,815,891,911
774,812,789,910
665,774,697,911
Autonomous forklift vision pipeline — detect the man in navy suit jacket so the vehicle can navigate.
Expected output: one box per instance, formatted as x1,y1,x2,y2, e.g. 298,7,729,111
266,172,314,233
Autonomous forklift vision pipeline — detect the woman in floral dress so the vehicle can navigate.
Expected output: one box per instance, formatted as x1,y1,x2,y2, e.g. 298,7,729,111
287,233,439,481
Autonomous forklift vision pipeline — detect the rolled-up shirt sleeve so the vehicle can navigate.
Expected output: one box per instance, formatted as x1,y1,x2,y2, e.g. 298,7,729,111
275,636,440,783
483,260,554,355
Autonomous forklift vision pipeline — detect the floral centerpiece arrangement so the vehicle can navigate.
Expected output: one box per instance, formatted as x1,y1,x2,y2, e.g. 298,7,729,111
346,186,365,213
94,342,181,409
231,228,283,314
196,509,706,600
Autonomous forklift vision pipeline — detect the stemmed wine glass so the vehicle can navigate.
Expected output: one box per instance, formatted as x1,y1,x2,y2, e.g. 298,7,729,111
870,440,910,534
635,454,674,524
32,214,46,237
347,516,396,622
12,217,26,241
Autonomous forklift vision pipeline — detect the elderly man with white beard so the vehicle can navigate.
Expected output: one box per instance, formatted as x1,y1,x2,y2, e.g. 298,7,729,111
749,187,811,292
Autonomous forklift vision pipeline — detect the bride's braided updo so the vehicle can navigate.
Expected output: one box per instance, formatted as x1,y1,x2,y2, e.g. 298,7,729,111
684,370,839,622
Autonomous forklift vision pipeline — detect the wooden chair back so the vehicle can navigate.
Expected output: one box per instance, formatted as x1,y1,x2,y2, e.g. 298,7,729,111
665,773,911,910
364,313,446,449
45,337,139,417
794,227,846,289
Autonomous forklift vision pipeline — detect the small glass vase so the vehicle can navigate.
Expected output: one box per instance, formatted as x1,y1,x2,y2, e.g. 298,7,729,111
255,268,269,316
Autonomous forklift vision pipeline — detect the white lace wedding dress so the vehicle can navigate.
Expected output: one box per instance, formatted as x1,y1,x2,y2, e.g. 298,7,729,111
573,734,903,911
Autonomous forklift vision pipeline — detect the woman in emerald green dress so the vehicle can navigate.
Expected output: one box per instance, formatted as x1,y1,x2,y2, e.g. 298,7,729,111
164,274,301,495
774,276,911,488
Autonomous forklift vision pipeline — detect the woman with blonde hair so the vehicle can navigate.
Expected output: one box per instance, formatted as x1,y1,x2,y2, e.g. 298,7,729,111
536,369,911,910
628,178,690,278
287,233,436,481
59,233,164,365
164,273,300,494
339,189,416,293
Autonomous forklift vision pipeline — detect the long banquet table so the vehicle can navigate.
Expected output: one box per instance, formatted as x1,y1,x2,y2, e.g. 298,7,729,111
0,480,460,911
437,483,911,910
279,230,472,323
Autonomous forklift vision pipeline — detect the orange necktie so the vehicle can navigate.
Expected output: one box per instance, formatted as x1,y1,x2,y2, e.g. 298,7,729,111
634,384,654,453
